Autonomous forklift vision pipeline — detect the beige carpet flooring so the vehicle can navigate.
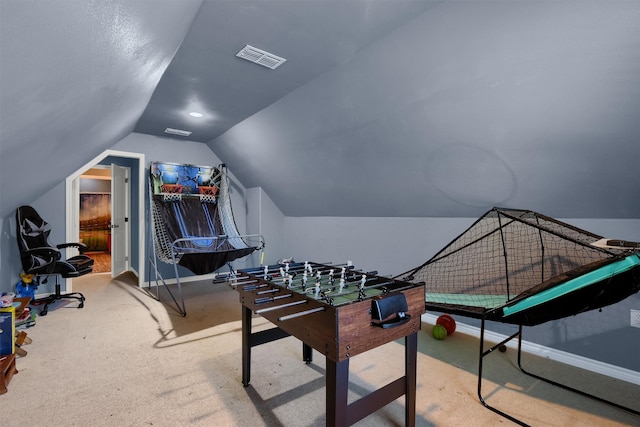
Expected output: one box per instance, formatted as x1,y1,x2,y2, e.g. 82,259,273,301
2,272,639,426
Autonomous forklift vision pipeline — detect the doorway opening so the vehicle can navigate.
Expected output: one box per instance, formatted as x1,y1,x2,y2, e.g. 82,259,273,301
79,166,112,273
65,149,145,288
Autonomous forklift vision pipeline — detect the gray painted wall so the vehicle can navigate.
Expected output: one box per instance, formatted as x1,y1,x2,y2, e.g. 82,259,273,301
284,216,471,277
285,215,640,371
0,133,246,293
1,130,638,372
246,187,286,267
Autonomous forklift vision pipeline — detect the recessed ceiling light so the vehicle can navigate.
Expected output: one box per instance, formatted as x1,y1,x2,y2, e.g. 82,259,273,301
189,112,203,118
165,128,192,137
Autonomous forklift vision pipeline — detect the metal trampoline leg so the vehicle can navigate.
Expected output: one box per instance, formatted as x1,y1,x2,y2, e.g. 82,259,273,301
477,317,529,426
516,326,640,418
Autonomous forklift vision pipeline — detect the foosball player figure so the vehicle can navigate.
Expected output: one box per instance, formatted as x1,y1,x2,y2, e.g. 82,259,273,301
358,274,367,301
319,289,333,305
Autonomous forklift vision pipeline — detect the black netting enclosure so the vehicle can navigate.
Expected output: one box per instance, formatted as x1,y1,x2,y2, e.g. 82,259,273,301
398,207,640,326
147,161,265,316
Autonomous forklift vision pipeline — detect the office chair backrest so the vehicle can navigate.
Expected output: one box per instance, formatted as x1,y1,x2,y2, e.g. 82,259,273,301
16,205,60,275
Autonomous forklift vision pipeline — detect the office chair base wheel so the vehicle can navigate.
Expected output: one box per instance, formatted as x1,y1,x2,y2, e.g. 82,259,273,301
35,293,85,316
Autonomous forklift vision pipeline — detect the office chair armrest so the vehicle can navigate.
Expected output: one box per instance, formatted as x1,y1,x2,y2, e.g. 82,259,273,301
57,242,89,254
24,246,62,260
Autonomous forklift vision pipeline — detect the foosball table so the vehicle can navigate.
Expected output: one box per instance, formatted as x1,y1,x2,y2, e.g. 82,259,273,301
234,261,426,427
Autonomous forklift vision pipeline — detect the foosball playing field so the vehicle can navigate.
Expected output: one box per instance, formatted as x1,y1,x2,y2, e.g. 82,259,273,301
241,261,397,307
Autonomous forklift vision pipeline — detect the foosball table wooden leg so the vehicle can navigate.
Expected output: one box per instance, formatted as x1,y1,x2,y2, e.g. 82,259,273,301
405,332,418,427
326,358,350,427
302,343,313,364
241,305,252,387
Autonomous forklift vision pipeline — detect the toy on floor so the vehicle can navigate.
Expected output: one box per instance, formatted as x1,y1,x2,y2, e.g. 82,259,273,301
432,324,447,340
15,272,36,300
436,314,456,336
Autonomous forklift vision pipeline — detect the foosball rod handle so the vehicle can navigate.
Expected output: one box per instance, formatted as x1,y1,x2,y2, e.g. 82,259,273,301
278,307,326,322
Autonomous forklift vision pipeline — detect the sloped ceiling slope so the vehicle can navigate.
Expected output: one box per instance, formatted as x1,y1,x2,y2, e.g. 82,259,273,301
134,0,440,142
0,0,202,218
2,1,639,220
207,0,640,218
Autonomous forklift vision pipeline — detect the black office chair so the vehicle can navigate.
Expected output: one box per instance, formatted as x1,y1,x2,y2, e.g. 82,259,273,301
16,205,94,315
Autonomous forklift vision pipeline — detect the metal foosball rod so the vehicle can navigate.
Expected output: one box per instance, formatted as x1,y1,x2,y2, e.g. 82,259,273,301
278,268,380,293
234,279,259,287
244,284,270,292
273,265,351,283
241,261,345,276
239,263,307,279
240,262,306,275
227,278,260,288
312,277,394,296
267,275,369,303
242,271,347,297
248,263,366,286
232,273,254,281
246,267,378,299
278,306,326,322
255,287,280,295
254,293,293,305
255,299,308,314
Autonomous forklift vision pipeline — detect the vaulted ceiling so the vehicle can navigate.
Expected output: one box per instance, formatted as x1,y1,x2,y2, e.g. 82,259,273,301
2,0,639,219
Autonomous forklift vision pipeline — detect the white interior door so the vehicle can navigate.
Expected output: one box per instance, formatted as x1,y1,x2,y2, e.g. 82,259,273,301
111,164,130,276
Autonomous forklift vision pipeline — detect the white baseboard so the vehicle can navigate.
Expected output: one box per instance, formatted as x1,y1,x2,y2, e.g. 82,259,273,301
422,313,640,386
146,272,219,287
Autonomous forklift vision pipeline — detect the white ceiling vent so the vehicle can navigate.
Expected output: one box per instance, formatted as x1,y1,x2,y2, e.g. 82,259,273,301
236,45,286,70
165,127,192,137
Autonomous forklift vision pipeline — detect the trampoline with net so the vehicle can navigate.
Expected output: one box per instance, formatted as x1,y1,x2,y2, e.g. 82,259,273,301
397,207,640,425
